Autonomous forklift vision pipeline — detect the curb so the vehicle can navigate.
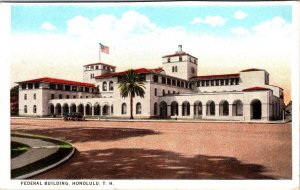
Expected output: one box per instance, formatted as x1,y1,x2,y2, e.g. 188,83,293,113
13,136,75,179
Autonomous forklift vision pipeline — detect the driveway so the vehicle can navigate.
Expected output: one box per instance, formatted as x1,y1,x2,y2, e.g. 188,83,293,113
11,118,291,179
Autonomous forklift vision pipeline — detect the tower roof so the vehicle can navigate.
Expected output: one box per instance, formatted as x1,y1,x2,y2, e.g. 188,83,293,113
95,67,163,79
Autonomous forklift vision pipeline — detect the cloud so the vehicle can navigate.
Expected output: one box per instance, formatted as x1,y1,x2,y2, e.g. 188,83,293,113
230,27,250,35
40,22,56,31
234,11,248,20
190,16,227,27
252,16,292,37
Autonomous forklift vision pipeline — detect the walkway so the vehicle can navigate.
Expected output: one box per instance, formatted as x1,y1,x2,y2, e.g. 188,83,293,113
11,136,59,170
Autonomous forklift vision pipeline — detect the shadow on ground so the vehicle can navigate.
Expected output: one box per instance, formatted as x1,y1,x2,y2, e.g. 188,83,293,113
33,148,275,179
12,127,159,143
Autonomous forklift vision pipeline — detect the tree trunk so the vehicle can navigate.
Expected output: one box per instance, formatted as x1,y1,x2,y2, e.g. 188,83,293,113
130,94,133,119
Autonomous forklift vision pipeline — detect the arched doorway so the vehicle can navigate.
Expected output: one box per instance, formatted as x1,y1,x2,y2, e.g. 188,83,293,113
102,105,109,116
182,101,190,116
194,101,202,116
63,103,69,114
232,100,243,116
70,103,76,113
251,99,262,119
206,100,215,116
94,103,101,115
219,100,229,116
171,101,178,116
78,104,84,115
49,104,54,115
159,101,168,118
85,104,92,115
56,103,62,115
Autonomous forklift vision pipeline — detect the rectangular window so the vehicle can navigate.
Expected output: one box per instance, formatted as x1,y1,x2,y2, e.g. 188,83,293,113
155,88,157,96
221,80,224,86
65,85,70,91
28,83,33,89
59,94,62,99
162,77,166,84
206,81,209,86
34,83,39,89
50,83,55,89
51,94,55,99
96,66,99,70
85,87,90,92
153,75,158,83
86,96,88,98
21,84,26,89
73,95,76,99
66,95,69,99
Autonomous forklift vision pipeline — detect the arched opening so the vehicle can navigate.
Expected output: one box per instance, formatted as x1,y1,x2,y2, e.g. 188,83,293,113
49,104,54,115
77,104,84,115
102,105,109,116
85,104,92,115
159,101,168,118
136,102,142,114
194,101,202,116
232,100,243,116
121,103,127,115
251,99,262,119
63,103,69,114
56,103,62,115
182,101,190,116
94,103,101,115
70,103,76,113
154,102,157,115
171,101,178,116
219,100,229,116
206,100,215,116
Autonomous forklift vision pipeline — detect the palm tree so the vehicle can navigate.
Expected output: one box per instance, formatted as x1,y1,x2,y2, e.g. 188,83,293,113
118,69,145,119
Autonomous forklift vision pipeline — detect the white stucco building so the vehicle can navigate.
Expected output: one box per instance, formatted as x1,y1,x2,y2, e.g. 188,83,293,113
17,46,284,121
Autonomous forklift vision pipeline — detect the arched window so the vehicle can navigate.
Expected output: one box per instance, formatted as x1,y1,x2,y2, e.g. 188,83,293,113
111,105,113,114
24,105,27,113
122,103,127,114
182,101,190,116
33,105,37,113
172,66,174,72
102,81,107,91
33,93,36,100
154,103,157,115
175,66,177,72
109,81,114,91
136,102,142,114
24,94,27,100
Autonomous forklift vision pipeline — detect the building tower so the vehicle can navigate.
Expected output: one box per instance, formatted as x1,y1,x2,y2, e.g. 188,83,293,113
83,62,116,83
161,45,198,80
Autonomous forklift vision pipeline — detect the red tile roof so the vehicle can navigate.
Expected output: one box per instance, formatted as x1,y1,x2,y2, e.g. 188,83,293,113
240,68,264,72
243,87,271,91
162,52,198,59
95,67,164,79
17,77,95,87
84,62,116,68
190,73,240,80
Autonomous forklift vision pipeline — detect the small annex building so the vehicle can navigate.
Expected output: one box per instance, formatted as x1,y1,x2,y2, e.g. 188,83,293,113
17,46,284,121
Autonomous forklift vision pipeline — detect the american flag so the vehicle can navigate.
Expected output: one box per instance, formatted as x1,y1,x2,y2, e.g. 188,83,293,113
99,43,109,54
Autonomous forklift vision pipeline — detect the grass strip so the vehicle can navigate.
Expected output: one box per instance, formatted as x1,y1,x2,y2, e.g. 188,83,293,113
11,132,73,178
11,141,30,159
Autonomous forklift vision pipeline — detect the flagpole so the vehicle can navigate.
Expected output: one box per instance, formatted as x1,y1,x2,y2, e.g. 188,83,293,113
99,43,101,62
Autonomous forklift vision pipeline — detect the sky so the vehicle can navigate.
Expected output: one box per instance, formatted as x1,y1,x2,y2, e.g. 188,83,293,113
10,2,295,104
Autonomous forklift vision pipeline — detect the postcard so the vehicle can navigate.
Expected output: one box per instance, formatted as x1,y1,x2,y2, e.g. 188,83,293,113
0,1,299,190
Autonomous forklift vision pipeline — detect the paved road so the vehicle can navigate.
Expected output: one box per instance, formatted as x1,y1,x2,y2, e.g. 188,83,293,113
11,118,292,179
11,136,59,170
